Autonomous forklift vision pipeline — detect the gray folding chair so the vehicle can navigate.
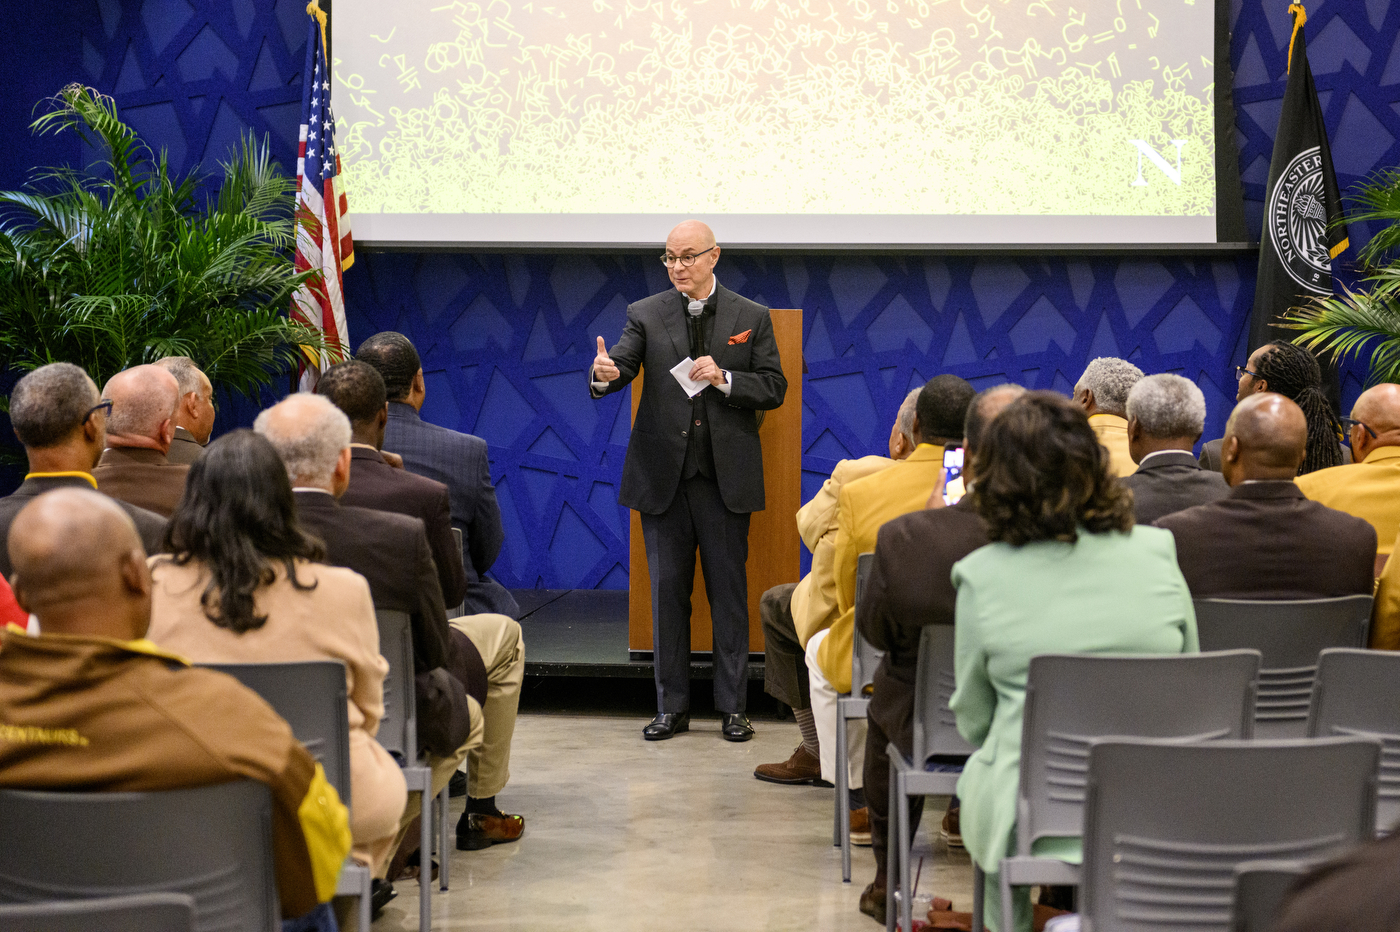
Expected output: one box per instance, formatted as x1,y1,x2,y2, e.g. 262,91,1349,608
376,609,450,932
991,650,1261,932
1194,595,1372,737
0,781,279,932
203,660,371,932
446,527,467,619
0,893,196,932
1308,647,1400,834
1230,860,1308,932
1078,737,1378,932
887,624,976,932
835,552,882,882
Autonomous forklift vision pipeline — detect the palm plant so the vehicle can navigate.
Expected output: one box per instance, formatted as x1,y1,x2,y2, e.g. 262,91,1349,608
0,83,333,403
1285,168,1400,383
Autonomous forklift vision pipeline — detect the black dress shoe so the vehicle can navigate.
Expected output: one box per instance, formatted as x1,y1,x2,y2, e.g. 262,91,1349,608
447,770,467,797
721,712,754,742
370,879,397,918
643,711,690,740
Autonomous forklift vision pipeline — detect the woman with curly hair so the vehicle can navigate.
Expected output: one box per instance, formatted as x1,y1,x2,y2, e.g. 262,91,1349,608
950,392,1198,932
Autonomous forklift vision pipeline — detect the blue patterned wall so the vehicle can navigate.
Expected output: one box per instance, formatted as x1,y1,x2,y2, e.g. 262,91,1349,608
3,0,1398,589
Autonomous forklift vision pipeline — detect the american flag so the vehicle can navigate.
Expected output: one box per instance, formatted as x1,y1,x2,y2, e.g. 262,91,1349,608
291,2,353,391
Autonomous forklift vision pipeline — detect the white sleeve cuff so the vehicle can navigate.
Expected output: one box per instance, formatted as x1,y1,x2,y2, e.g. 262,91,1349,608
717,370,733,396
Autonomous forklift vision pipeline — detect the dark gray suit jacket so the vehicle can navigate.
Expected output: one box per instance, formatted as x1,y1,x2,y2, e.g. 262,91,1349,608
1120,450,1230,525
0,475,167,578
592,284,787,515
383,402,518,619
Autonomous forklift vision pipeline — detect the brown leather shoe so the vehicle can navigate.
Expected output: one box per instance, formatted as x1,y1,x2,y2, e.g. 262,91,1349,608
850,806,872,846
754,744,832,786
941,805,964,849
457,811,525,851
858,881,886,924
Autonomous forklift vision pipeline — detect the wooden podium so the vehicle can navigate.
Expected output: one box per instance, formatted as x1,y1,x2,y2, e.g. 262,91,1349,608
627,308,803,655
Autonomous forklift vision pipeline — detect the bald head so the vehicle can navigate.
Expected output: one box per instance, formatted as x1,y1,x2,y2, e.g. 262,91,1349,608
8,489,152,640
253,393,353,493
1348,384,1400,463
1220,393,1308,485
102,365,180,453
665,220,720,300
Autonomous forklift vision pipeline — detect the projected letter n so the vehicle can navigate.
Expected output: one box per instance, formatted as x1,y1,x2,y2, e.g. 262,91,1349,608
1130,140,1186,186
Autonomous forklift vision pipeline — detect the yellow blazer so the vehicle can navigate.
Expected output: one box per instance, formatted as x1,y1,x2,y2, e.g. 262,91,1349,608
817,444,945,692
1090,413,1137,478
790,454,896,647
1296,446,1400,556
1372,526,1400,649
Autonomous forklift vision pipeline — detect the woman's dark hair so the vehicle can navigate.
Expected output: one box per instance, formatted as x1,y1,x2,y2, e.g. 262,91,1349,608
1256,341,1343,474
163,430,325,632
970,391,1134,545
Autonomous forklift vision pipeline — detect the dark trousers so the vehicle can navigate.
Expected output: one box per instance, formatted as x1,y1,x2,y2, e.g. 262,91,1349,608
640,475,752,714
866,712,923,881
760,582,809,710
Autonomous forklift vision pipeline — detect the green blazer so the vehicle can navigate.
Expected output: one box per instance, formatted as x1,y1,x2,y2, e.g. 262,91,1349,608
950,526,1199,889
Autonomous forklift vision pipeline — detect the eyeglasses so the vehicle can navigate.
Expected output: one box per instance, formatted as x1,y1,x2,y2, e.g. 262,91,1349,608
1235,365,1260,382
660,246,716,268
1340,416,1377,440
83,400,113,423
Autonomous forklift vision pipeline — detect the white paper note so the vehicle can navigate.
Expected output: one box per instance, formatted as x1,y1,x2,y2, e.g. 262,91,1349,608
670,357,707,398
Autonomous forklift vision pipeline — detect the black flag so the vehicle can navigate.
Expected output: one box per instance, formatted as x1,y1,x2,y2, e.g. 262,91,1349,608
1248,3,1349,359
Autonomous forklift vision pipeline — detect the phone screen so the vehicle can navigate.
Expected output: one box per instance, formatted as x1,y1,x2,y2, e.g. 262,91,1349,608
942,446,966,505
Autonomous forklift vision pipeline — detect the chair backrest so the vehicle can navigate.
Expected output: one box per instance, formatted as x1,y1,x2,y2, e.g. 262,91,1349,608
1308,647,1400,833
202,660,351,806
0,893,196,932
447,527,467,619
1016,651,1261,855
910,625,976,764
1194,596,1373,738
375,608,418,763
850,552,884,695
1230,861,1308,932
0,782,279,932
1079,737,1377,932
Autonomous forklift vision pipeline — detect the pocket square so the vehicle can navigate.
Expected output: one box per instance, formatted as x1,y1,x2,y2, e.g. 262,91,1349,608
728,329,752,345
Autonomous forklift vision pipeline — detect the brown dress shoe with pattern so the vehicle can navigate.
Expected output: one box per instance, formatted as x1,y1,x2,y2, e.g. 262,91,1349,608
850,806,872,846
456,811,525,851
754,744,832,786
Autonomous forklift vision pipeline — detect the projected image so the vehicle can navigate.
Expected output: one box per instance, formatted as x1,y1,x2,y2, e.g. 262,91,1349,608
335,0,1215,238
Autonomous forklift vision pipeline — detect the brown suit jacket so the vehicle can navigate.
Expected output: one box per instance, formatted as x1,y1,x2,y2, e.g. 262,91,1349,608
340,445,467,609
0,474,166,578
1154,481,1376,600
165,426,204,465
858,499,990,756
92,447,189,518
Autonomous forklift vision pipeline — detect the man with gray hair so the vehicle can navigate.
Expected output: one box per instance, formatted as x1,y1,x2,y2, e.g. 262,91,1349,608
0,363,166,578
1073,357,1145,478
1120,374,1229,524
153,356,215,464
754,388,920,789
91,365,189,517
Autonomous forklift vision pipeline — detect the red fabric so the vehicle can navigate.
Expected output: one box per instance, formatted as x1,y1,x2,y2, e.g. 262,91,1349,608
0,575,28,628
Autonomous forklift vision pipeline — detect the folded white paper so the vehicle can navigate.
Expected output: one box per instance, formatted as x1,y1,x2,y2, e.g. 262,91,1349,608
670,357,707,398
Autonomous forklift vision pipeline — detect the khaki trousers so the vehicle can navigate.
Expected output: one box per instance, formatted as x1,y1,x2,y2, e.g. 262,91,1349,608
394,693,483,842
449,613,524,799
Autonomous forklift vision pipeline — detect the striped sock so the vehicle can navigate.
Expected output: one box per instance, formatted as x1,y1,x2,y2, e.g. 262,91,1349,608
794,708,819,757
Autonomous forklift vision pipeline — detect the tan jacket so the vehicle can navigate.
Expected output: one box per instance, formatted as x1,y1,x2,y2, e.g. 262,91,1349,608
1296,447,1400,557
1089,413,1137,478
91,447,190,518
817,444,945,692
790,454,895,646
0,629,350,917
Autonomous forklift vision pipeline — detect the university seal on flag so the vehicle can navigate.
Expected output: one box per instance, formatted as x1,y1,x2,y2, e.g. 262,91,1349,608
1267,146,1331,294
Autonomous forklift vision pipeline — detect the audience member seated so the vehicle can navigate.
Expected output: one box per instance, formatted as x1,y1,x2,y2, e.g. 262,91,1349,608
1155,393,1376,600
255,394,525,855
1296,383,1400,562
0,488,351,921
91,364,190,517
1270,817,1400,932
1072,357,1144,478
951,391,1198,932
0,362,165,576
1358,525,1400,650
153,356,216,465
807,375,976,841
753,387,917,788
143,430,407,879
316,360,467,610
855,384,1023,923
357,332,519,619
1200,340,1347,474
1119,374,1228,524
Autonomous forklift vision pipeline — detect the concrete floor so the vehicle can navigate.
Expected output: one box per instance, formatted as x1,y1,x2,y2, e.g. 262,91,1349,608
375,711,974,931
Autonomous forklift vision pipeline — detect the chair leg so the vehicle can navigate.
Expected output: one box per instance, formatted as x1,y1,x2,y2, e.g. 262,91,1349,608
418,788,432,932
972,863,985,932
885,766,899,932
438,783,450,891
898,783,913,932
837,710,852,881
358,873,371,932
1000,869,1015,932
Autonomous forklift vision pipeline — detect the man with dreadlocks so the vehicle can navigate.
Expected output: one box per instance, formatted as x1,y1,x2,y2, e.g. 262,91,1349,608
1200,341,1347,474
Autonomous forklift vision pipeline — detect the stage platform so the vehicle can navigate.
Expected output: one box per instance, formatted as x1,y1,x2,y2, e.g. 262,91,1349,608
513,589,763,680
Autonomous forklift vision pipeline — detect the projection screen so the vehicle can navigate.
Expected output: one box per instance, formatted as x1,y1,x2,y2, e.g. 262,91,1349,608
332,0,1224,246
